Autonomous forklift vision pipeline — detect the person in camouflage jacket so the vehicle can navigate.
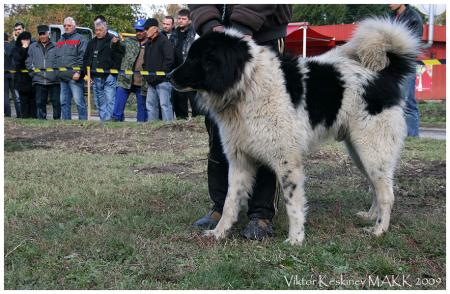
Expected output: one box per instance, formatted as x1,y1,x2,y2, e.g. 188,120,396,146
111,19,149,122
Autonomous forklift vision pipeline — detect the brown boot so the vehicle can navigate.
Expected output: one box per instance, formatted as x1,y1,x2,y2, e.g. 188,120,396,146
192,210,222,229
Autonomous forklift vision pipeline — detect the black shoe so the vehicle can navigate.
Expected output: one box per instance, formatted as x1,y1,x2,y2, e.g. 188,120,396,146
192,210,222,229
243,218,273,240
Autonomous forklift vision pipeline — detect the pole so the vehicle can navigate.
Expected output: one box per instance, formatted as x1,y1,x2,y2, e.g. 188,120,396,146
301,26,307,58
87,66,91,120
426,4,435,48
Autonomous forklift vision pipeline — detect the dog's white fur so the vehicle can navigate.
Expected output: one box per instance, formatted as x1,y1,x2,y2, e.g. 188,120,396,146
198,19,420,245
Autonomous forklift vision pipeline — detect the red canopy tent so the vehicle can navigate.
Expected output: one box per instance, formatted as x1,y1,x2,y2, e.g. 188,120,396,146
285,22,335,57
286,22,445,100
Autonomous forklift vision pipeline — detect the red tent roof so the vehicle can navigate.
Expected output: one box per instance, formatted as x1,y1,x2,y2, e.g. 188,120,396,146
286,23,335,56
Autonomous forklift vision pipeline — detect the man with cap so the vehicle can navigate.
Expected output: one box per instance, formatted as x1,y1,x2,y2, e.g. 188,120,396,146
26,25,61,119
142,18,174,121
111,19,149,122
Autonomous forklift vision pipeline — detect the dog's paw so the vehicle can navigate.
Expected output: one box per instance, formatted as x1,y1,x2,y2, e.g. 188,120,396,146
356,211,376,221
283,237,303,246
362,226,384,237
203,229,226,240
283,232,304,246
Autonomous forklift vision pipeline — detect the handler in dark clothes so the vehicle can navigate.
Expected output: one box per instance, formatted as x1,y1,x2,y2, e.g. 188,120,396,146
13,31,36,118
189,4,292,240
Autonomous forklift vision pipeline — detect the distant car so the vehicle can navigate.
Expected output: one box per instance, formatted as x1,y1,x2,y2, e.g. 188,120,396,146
49,24,93,43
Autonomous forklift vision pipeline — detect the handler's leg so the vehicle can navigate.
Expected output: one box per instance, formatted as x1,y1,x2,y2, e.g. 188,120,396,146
204,153,257,240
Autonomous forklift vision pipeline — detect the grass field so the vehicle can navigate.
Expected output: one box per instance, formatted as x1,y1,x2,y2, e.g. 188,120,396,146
4,118,446,290
418,101,446,127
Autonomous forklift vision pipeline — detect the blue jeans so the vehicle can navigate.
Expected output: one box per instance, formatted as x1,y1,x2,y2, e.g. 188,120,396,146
93,74,117,121
60,79,87,120
146,82,174,121
4,77,22,117
113,85,147,122
403,73,420,137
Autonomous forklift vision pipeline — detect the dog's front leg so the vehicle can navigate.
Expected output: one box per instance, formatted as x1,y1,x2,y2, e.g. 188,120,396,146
204,154,256,240
277,158,307,246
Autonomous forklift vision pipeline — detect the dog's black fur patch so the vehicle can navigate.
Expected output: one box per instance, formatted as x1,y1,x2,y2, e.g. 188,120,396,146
305,61,345,128
171,32,252,96
362,52,416,115
279,55,304,108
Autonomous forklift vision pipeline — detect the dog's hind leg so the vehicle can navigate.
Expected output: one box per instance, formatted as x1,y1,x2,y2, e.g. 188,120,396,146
204,154,256,240
345,140,377,221
277,158,307,245
346,116,405,236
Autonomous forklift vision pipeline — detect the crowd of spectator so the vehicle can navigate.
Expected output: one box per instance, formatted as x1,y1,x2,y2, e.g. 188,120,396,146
4,8,201,122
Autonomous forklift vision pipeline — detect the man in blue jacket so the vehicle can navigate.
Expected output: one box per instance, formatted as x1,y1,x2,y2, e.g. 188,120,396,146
26,25,60,119
389,4,423,136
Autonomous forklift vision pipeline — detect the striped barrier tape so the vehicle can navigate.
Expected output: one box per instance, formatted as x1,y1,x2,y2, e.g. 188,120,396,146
6,60,446,75
5,66,167,76
417,59,446,65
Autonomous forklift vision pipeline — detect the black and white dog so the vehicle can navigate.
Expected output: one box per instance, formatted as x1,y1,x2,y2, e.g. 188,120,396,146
171,18,420,245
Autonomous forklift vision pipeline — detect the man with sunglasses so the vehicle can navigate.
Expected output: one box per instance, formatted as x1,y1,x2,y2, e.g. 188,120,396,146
111,19,149,122
55,17,88,120
26,25,60,119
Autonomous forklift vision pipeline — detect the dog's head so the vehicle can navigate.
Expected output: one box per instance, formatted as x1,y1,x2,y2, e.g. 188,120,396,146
171,30,252,97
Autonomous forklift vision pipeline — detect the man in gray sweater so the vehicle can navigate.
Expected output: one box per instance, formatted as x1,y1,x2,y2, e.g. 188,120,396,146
55,17,88,120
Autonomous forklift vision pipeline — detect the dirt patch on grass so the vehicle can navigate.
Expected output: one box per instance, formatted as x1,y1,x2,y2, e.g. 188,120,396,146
398,159,446,180
4,121,208,155
132,159,207,181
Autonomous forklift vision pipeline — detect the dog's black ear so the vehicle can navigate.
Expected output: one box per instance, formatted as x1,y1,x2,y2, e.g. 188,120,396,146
202,34,252,96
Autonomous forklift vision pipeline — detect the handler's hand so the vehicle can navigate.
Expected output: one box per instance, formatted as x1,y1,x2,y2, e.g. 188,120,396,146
212,25,225,33
72,72,80,81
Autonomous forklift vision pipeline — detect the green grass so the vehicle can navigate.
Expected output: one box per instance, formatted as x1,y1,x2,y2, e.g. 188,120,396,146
4,118,446,289
418,101,446,126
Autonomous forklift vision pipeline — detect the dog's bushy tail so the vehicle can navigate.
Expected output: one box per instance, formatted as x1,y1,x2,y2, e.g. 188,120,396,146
346,17,421,77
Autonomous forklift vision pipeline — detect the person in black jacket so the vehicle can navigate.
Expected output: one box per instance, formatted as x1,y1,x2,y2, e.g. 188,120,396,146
389,4,423,137
189,4,292,240
161,16,177,46
83,20,123,121
142,18,175,121
171,8,200,120
13,31,36,118
4,32,19,117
